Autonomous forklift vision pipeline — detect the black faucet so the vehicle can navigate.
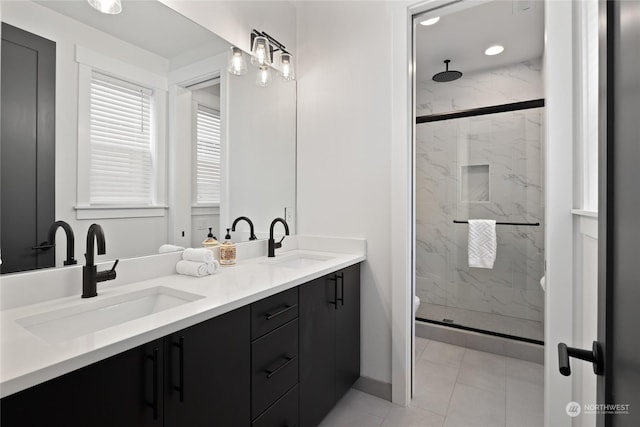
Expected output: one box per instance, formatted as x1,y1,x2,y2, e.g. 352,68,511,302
268,218,290,257
47,220,77,266
82,224,118,298
231,216,258,241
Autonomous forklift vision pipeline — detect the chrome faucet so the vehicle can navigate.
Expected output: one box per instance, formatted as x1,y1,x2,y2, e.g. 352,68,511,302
82,224,118,298
268,218,290,257
46,220,77,266
231,216,258,241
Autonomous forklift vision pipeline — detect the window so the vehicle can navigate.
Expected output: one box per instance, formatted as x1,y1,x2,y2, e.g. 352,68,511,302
75,46,167,219
195,105,221,204
89,72,154,205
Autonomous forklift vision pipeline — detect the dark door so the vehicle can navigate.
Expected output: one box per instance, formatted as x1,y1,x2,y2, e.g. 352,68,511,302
335,265,361,401
164,306,250,426
0,339,164,427
299,276,337,427
597,1,640,425
1,23,55,274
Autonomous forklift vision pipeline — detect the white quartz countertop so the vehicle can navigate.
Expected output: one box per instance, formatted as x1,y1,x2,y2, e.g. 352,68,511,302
0,246,365,398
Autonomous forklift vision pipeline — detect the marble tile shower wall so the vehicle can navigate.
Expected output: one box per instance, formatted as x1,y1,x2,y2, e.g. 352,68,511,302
415,59,545,324
416,58,543,116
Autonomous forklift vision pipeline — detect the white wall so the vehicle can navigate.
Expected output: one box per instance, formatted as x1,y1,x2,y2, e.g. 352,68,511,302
226,70,296,237
159,0,296,56
3,1,170,265
544,0,575,425
296,1,394,386
572,214,598,427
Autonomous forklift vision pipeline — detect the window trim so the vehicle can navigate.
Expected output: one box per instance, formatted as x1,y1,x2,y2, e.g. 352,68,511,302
192,100,222,207
75,45,168,219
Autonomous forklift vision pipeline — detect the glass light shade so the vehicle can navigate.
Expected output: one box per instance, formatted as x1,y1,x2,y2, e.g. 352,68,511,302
227,47,248,75
279,53,295,81
256,66,272,88
87,0,122,14
251,36,271,67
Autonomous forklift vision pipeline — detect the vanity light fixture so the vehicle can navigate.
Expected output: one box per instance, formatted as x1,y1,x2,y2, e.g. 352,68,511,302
419,16,440,26
227,47,248,75
87,0,122,14
247,29,296,87
484,45,505,56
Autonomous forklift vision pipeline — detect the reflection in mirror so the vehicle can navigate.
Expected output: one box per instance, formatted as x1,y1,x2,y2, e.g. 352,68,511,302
0,0,296,274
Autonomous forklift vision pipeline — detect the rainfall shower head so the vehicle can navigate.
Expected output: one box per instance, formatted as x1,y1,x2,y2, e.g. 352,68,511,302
432,60,463,82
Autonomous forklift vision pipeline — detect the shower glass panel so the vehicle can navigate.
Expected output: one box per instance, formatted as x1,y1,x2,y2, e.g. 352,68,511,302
415,107,544,342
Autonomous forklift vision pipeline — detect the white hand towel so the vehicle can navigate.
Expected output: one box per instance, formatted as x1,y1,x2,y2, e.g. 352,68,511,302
176,260,210,277
206,260,220,275
468,219,497,269
159,244,185,254
182,248,214,263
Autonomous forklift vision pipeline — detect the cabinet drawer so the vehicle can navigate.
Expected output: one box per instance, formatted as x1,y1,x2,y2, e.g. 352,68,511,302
252,287,298,339
252,384,298,427
252,319,299,417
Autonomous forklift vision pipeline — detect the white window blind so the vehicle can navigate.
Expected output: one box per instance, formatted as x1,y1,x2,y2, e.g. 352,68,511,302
195,105,221,204
89,72,154,205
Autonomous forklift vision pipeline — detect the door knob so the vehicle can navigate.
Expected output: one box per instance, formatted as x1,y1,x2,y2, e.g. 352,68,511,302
558,341,603,376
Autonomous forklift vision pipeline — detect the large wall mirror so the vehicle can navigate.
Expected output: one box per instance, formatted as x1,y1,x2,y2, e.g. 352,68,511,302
0,0,296,274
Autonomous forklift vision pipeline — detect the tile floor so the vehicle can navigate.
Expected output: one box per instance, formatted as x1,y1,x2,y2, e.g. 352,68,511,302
416,302,544,342
318,337,544,427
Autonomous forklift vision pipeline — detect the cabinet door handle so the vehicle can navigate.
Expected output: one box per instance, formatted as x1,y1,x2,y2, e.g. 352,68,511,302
329,276,339,310
265,356,297,379
266,304,297,320
32,242,54,251
337,272,345,306
147,347,159,421
173,336,185,402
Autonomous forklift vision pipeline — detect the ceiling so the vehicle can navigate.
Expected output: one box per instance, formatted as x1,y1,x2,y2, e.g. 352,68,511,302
415,0,544,82
35,0,229,60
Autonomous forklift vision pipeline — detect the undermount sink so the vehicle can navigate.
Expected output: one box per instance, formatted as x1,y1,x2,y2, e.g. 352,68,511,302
264,253,336,269
17,286,204,344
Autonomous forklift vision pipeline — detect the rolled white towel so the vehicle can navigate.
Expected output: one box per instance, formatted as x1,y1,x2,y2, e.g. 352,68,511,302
183,248,214,263
159,244,185,254
206,260,221,275
176,260,210,277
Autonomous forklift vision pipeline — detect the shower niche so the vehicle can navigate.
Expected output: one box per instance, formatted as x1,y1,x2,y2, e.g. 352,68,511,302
460,164,490,203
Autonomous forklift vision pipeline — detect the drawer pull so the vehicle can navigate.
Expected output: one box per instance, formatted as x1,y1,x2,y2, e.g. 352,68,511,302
147,348,159,421
329,275,339,310
266,356,297,379
266,304,297,320
173,336,185,402
336,273,345,306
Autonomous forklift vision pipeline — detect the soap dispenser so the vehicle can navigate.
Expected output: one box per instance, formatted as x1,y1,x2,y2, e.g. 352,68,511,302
220,228,236,266
202,228,220,259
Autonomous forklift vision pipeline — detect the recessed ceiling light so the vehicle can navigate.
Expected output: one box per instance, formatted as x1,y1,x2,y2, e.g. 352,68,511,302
419,16,440,26
485,45,505,56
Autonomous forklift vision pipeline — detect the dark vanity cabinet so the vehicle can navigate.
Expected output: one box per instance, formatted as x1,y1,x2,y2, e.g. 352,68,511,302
164,306,250,426
0,338,165,427
1,263,361,427
251,287,300,426
299,264,361,427
0,306,250,427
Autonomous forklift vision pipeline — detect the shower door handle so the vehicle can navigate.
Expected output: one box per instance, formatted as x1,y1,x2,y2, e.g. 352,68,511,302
558,341,603,376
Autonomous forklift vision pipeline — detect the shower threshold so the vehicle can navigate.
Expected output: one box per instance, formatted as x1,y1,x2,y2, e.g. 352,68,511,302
415,302,543,345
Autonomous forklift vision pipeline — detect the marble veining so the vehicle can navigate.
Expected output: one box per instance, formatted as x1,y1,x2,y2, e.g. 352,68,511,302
416,108,545,335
